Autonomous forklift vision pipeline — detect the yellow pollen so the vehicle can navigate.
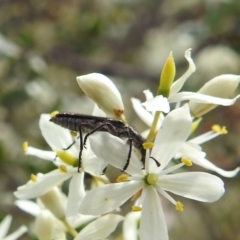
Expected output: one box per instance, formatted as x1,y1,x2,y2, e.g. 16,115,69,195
116,174,129,182
143,142,154,149
22,141,28,152
212,124,228,134
176,201,184,211
146,173,158,185
132,206,142,212
56,150,77,166
70,131,78,137
31,174,37,182
59,165,68,173
181,157,192,166
50,111,59,117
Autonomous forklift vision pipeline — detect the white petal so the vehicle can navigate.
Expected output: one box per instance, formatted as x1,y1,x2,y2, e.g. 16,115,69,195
76,73,124,117
123,211,141,240
151,104,192,171
89,132,143,176
190,157,240,178
159,172,225,202
0,215,12,238
142,95,170,113
25,146,58,162
15,200,40,217
140,187,168,240
79,181,143,215
169,91,240,106
39,114,74,150
175,142,205,160
66,173,86,222
14,168,75,199
74,214,123,240
3,226,28,240
131,98,154,127
143,89,154,101
170,49,196,96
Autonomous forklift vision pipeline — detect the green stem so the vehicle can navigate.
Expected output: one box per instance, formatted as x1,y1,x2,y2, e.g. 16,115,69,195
146,111,161,142
62,217,78,238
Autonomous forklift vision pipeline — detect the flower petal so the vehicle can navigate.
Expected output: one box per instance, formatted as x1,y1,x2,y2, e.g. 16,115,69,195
140,186,168,240
3,225,28,240
76,73,124,118
142,95,170,113
151,104,192,171
123,211,141,240
74,214,123,240
169,91,240,106
89,132,143,176
159,172,225,202
170,49,196,96
0,215,12,239
131,97,154,126
66,172,86,222
25,146,59,162
79,181,143,215
39,114,75,151
189,157,240,178
14,168,75,199
15,200,40,217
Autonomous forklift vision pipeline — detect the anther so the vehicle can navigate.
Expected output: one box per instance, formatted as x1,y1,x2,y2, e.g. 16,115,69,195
22,142,28,152
59,165,68,173
116,174,129,182
181,157,192,166
132,206,142,212
176,201,184,211
31,174,37,182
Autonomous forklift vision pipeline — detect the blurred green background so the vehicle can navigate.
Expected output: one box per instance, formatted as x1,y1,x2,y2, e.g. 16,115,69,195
0,0,240,239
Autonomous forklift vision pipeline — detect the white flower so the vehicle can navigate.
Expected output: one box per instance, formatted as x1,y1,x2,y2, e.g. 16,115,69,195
78,105,225,240
76,73,125,119
141,49,240,114
132,91,239,177
0,215,27,240
15,113,106,221
176,125,240,178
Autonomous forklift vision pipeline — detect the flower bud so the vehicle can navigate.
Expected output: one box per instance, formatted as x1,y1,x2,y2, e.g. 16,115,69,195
189,74,240,117
39,187,66,220
157,52,176,97
35,210,55,240
76,73,125,120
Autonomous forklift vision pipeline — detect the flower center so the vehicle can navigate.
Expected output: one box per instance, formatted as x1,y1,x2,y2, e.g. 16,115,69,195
145,173,158,185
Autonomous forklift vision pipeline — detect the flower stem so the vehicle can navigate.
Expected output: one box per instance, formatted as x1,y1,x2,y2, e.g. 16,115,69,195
146,111,161,142
62,217,78,238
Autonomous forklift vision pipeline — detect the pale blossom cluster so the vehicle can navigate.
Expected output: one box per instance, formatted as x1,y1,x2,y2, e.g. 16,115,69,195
14,49,240,240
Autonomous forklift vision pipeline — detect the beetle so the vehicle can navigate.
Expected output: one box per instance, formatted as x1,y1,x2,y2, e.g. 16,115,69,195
50,112,147,172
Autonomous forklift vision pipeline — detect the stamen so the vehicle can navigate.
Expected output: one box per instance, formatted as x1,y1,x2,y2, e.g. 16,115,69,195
31,174,37,182
22,142,28,152
145,173,158,185
212,124,228,134
176,201,184,211
55,150,77,166
59,165,68,173
116,174,129,182
50,111,59,117
70,131,78,137
143,142,154,149
181,157,192,166
132,206,142,212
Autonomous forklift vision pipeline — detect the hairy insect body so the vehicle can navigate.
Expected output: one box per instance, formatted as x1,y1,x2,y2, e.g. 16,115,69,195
50,112,146,171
